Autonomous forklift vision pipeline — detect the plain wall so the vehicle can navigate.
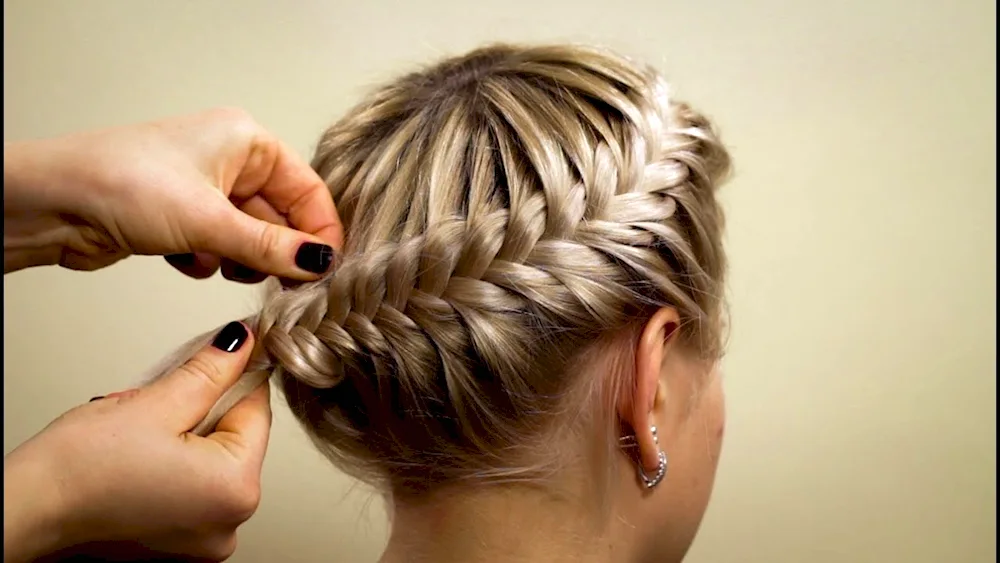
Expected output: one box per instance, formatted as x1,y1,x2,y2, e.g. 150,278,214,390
3,1,995,561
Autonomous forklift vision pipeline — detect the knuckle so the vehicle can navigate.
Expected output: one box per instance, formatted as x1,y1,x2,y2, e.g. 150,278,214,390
219,468,262,522
227,479,263,522
179,356,225,392
254,222,284,262
203,532,239,562
212,106,256,128
208,106,261,145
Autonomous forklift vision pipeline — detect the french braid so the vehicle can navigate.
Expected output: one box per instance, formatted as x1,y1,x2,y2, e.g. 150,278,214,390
198,44,731,492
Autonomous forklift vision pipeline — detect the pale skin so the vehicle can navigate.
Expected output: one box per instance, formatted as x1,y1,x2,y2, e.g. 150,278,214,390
379,309,727,563
3,108,344,562
4,324,268,562
4,106,343,279
3,108,726,562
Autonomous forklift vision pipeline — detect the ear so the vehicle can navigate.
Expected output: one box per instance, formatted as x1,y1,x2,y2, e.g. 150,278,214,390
620,307,680,472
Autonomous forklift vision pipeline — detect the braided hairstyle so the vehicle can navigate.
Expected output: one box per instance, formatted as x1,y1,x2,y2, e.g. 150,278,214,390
256,44,730,494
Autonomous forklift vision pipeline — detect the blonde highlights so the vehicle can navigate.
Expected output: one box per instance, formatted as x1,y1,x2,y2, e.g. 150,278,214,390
196,44,730,494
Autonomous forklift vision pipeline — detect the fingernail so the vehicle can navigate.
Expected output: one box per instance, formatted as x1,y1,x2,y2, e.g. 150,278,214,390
105,389,139,400
231,263,261,281
89,396,105,402
212,321,249,353
294,243,334,274
165,253,197,267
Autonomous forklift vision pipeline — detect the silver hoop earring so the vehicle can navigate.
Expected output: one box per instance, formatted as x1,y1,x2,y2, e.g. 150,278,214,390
619,425,669,490
639,450,668,489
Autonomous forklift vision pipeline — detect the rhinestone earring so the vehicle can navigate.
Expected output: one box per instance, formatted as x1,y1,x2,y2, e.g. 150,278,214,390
619,425,669,490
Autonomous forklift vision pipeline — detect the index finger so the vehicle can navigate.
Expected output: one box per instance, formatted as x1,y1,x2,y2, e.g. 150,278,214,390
233,135,344,252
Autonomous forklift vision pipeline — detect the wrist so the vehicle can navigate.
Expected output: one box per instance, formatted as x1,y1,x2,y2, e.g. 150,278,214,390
3,447,72,563
3,139,92,273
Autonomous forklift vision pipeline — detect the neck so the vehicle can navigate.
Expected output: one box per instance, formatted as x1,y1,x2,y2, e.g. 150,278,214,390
378,485,636,563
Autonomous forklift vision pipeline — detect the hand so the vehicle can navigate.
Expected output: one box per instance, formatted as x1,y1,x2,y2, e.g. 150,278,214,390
3,321,270,562
3,107,343,282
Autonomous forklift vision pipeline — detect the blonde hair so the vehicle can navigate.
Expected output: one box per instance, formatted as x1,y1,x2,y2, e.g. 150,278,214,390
181,44,731,495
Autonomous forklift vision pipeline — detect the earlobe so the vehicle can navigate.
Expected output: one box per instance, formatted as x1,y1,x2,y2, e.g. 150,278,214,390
620,307,680,472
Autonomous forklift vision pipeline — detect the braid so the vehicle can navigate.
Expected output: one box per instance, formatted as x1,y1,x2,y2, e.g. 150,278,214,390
227,44,732,490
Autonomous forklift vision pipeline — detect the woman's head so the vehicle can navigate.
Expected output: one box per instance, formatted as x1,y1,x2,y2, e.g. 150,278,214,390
255,43,730,559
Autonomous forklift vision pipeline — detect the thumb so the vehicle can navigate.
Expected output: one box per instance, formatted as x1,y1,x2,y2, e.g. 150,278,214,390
202,205,335,281
143,321,254,432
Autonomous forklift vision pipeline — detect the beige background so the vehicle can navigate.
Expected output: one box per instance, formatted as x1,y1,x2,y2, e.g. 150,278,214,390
3,1,995,562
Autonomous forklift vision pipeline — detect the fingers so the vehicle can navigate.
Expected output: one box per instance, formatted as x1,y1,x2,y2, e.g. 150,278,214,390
142,321,254,432
166,254,271,285
205,207,336,281
282,178,345,252
208,379,272,468
177,117,343,281
217,196,285,284
239,194,288,228
168,252,270,285
89,389,140,403
219,259,269,284
164,252,221,280
229,135,344,252
190,369,269,436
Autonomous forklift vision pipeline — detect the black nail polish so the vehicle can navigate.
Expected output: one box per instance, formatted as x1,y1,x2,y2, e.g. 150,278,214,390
231,263,260,280
89,396,105,402
295,243,334,274
212,321,249,353
165,253,197,267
